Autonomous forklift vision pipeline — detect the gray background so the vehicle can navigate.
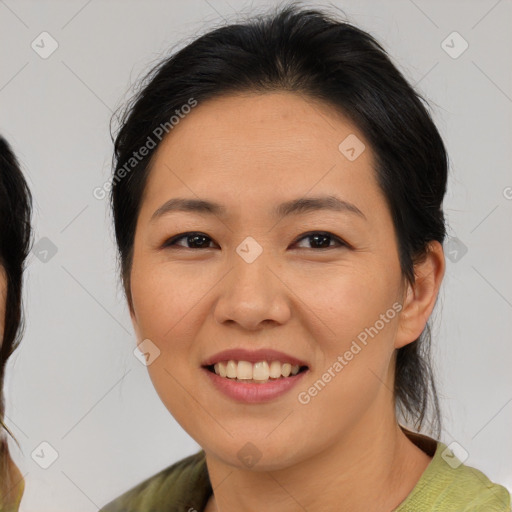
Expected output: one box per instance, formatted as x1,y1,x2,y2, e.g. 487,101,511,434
1,0,511,510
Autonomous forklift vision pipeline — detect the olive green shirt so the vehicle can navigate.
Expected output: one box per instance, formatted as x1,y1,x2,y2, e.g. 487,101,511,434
99,430,511,512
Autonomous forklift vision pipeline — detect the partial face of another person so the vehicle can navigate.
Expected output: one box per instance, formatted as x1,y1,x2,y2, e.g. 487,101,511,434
128,92,421,469
0,267,6,345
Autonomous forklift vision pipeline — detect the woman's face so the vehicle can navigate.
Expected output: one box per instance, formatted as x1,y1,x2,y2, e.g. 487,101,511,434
129,92,413,469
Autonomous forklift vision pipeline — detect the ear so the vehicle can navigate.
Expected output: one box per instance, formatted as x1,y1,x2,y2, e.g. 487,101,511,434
395,241,445,349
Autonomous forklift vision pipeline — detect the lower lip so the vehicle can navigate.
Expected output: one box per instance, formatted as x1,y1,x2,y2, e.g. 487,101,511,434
202,367,308,403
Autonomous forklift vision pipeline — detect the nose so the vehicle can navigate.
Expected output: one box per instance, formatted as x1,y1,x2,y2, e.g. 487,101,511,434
213,249,291,331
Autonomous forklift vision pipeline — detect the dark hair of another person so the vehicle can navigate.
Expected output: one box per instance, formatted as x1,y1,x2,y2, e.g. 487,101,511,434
0,136,32,499
109,3,448,438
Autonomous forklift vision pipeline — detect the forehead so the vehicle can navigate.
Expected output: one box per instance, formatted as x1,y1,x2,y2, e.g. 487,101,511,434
142,92,382,218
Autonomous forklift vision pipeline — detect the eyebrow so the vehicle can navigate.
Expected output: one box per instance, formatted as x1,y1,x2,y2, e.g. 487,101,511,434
150,195,367,222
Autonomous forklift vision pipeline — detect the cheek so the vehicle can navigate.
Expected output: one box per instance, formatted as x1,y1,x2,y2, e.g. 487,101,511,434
130,260,202,340
298,263,400,344
129,262,206,419
294,268,400,422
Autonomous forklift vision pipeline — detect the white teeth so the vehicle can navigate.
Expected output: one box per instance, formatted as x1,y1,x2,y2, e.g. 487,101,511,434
269,360,282,378
237,361,252,380
214,362,227,378
253,361,269,381
212,360,303,382
226,360,237,378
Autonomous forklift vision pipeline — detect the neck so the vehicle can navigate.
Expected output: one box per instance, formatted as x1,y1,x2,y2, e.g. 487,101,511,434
204,409,432,512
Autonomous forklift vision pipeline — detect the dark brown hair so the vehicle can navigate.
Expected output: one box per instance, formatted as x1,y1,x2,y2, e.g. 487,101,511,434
0,135,32,503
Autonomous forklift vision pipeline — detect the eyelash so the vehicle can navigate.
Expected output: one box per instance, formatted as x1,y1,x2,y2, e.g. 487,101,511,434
162,231,349,251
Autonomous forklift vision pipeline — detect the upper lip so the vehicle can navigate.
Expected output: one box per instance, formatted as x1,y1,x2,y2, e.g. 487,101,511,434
201,348,309,368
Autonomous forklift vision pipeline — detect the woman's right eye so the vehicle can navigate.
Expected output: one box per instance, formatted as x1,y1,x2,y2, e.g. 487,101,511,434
163,232,216,249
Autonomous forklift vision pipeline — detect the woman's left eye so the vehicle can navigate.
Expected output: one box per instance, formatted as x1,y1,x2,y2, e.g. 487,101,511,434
292,231,347,250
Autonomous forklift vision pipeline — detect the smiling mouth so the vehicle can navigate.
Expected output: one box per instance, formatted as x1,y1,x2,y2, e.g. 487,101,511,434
204,360,309,383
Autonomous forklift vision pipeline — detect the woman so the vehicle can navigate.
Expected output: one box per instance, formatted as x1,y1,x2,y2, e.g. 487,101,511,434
0,136,32,511
100,4,511,511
